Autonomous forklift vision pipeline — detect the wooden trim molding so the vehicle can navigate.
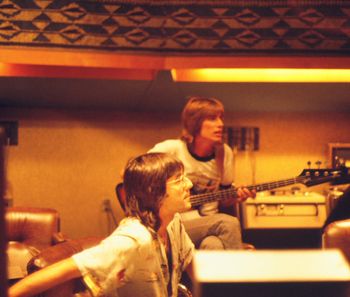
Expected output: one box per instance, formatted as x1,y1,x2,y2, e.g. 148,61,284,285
2,48,350,80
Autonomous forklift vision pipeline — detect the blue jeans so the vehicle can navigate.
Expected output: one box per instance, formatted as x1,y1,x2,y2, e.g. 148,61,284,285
181,212,242,250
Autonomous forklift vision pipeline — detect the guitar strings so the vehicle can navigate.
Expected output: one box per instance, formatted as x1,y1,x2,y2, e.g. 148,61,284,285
189,176,306,206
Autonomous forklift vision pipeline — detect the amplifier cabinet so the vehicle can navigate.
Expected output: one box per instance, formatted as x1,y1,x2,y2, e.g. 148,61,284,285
241,192,327,229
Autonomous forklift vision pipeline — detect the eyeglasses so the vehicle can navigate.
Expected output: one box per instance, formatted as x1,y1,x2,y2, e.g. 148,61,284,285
166,174,189,186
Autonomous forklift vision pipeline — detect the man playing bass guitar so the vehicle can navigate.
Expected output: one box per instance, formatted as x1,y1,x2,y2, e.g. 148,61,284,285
149,96,254,250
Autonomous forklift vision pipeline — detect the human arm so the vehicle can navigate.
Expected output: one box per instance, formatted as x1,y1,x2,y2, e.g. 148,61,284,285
9,257,81,297
218,145,255,209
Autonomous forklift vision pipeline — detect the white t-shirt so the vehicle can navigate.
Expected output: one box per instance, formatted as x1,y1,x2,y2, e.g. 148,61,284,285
149,139,234,215
73,214,194,297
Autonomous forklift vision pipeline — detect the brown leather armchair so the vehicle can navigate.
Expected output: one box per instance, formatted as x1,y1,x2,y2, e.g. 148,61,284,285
6,207,64,280
322,218,350,263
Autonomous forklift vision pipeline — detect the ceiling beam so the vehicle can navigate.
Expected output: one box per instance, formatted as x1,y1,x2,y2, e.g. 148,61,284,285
2,48,350,80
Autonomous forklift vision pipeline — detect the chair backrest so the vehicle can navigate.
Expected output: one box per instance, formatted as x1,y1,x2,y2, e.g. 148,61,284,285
6,206,60,250
6,207,61,280
322,218,350,263
115,183,126,212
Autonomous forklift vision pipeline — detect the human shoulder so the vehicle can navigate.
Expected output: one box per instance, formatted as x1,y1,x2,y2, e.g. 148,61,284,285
148,139,186,154
167,213,182,229
222,143,233,154
220,143,233,161
72,220,145,268
110,217,152,245
215,143,233,162
167,213,188,236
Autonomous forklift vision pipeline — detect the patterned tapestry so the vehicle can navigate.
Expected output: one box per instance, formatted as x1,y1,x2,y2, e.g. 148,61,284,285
1,0,350,55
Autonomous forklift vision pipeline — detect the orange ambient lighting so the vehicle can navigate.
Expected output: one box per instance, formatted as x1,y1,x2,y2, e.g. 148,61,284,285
171,68,350,83
0,63,157,80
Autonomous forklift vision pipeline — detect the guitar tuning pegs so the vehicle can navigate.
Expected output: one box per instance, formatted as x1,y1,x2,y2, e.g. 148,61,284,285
315,161,322,169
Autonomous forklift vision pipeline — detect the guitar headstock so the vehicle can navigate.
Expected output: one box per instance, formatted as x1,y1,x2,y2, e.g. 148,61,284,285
299,166,350,187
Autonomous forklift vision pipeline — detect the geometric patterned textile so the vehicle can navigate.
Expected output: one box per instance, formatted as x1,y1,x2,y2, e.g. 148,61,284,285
1,0,350,55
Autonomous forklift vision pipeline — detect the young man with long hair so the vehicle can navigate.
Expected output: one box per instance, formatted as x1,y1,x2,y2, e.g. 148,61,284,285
149,96,254,250
9,153,194,297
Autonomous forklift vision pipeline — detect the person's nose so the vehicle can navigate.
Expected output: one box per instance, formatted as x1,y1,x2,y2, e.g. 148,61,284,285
216,117,224,127
184,176,193,190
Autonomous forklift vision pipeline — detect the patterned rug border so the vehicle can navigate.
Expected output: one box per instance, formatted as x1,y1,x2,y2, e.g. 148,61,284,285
3,0,350,55
95,0,350,6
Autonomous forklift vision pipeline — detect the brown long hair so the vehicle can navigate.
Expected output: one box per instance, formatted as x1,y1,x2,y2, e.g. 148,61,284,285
181,96,224,143
123,153,183,232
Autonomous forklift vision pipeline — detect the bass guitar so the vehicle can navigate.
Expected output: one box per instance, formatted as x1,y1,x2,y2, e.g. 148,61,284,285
116,167,349,210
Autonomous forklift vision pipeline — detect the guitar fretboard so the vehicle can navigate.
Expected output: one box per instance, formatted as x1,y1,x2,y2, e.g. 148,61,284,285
189,176,306,207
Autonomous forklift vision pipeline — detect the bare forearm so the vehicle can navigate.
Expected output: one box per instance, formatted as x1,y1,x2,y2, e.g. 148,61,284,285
9,258,81,297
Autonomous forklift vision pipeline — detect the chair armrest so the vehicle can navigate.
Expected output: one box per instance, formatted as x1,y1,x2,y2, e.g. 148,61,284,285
52,232,68,244
7,242,40,279
26,237,102,297
27,237,102,273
